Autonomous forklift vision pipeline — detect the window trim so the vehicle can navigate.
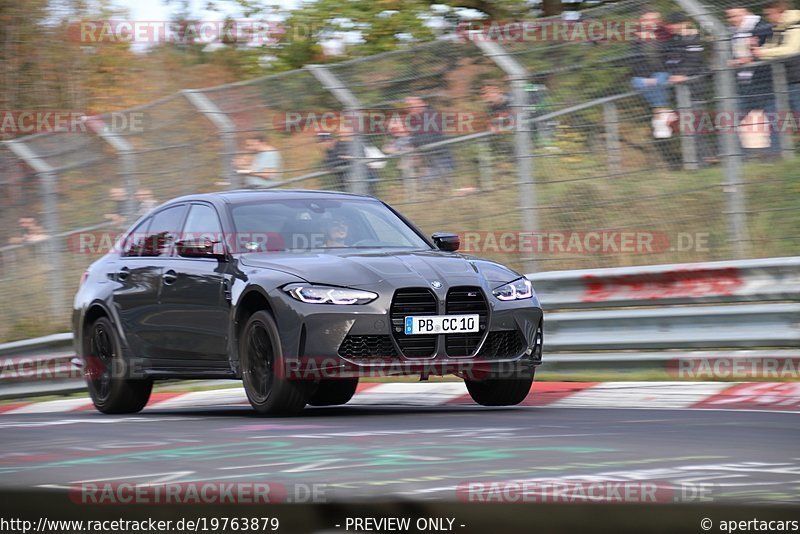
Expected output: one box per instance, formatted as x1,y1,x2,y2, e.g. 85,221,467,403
176,201,229,260
125,203,188,259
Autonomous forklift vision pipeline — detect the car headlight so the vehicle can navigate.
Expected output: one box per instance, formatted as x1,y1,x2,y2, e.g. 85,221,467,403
284,284,378,305
493,278,533,301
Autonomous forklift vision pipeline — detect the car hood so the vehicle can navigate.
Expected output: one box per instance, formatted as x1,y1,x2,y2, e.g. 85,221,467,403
238,249,522,289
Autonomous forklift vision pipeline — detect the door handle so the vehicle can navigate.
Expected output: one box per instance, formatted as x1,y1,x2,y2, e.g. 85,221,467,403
163,269,178,285
117,267,130,281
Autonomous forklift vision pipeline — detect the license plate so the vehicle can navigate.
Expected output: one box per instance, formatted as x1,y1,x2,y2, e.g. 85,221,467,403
404,315,480,335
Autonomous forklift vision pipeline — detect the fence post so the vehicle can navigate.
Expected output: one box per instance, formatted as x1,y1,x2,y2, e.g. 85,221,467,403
477,137,494,191
603,102,621,176
88,118,139,223
674,0,749,259
472,37,537,273
306,65,368,195
771,61,796,158
182,90,239,190
3,139,66,316
675,84,699,170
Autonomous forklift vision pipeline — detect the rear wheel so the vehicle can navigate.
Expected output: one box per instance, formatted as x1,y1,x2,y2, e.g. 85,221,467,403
85,317,152,414
308,378,359,406
465,371,534,406
240,310,314,415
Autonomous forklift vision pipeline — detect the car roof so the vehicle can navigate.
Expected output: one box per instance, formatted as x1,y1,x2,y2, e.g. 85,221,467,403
167,189,380,206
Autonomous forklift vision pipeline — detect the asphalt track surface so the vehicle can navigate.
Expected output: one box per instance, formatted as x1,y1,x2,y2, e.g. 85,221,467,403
1,403,799,505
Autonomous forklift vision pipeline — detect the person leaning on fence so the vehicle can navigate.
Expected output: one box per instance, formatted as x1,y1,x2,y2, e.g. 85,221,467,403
661,13,706,139
238,134,283,188
753,0,800,113
726,6,774,153
318,129,381,196
318,132,348,192
630,8,675,138
480,82,512,131
403,96,455,190
727,6,774,111
383,120,419,184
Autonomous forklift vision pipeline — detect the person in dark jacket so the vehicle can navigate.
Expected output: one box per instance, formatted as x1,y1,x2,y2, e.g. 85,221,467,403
318,132,348,192
662,13,706,82
630,9,676,138
318,129,380,195
726,7,774,153
727,7,774,113
404,96,454,189
634,12,707,139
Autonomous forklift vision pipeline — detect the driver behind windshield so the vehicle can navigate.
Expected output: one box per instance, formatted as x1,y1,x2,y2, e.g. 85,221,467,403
325,219,348,248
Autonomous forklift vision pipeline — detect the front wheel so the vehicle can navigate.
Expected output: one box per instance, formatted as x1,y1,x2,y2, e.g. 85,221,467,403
240,310,314,415
85,317,152,414
464,371,534,406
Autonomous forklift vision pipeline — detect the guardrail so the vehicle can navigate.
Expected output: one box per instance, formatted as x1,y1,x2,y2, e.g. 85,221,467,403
1,256,798,399
529,256,800,310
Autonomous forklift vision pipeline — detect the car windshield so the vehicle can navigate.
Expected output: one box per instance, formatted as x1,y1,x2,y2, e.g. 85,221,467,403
230,198,432,253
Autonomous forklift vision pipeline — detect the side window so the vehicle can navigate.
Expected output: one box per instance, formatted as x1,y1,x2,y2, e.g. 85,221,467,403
182,204,223,242
121,218,151,257
140,205,187,257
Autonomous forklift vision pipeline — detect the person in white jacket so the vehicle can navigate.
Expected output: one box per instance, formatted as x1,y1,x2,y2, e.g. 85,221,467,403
753,0,800,113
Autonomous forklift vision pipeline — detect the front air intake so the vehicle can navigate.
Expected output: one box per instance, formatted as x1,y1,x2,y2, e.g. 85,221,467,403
390,288,437,358
445,286,488,356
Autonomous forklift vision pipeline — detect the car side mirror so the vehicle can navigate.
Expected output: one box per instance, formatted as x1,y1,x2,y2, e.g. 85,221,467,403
432,232,460,252
176,239,227,260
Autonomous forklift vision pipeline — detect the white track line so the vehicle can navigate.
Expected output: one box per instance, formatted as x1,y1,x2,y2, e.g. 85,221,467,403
349,382,468,405
6,397,93,414
146,388,248,410
550,382,733,409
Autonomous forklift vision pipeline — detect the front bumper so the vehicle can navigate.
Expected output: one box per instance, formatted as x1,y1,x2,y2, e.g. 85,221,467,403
267,286,543,380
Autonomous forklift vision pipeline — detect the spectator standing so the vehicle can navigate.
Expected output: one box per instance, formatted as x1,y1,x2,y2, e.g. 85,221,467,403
318,132,348,192
319,128,380,195
404,96,455,189
726,6,774,152
658,13,706,139
239,134,283,188
753,0,800,112
384,119,421,199
630,9,675,137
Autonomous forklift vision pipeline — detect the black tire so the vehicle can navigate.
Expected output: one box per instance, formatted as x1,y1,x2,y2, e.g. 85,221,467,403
464,371,534,407
85,317,152,414
308,378,359,406
240,310,315,415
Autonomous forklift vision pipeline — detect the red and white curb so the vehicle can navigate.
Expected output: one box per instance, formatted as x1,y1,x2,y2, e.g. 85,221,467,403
1,381,800,415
